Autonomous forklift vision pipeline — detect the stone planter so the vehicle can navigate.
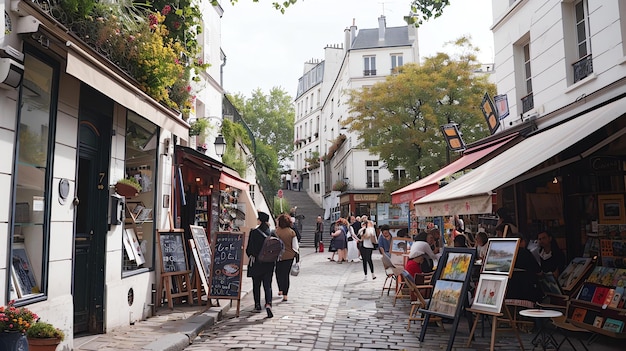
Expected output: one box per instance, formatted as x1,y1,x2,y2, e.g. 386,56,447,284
28,337,61,351
115,182,140,198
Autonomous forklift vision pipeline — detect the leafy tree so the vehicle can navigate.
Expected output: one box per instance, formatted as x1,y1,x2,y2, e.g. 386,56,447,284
407,0,452,27
232,88,295,164
345,37,495,183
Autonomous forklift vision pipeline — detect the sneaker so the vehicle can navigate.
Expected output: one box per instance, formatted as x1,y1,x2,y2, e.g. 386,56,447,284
253,305,262,313
265,304,273,318
372,274,377,280
363,275,368,281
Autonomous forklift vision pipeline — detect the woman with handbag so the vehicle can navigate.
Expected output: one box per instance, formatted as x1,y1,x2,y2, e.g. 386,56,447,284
275,213,299,302
359,220,377,280
331,218,349,263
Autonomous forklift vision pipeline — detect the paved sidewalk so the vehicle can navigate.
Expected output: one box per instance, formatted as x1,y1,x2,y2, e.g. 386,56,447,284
73,264,256,351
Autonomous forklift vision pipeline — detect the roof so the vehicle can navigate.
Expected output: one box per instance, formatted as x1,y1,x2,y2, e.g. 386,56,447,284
351,26,412,50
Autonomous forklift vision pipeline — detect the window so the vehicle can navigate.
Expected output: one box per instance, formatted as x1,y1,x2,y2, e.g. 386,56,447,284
393,169,407,181
123,112,158,273
366,160,380,188
572,0,593,83
364,56,376,76
11,52,58,301
521,42,534,113
391,54,403,71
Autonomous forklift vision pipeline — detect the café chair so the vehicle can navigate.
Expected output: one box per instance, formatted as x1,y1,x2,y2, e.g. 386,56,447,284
402,270,443,331
381,254,400,297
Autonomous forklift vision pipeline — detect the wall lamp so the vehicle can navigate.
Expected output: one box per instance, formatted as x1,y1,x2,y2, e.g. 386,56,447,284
214,134,226,157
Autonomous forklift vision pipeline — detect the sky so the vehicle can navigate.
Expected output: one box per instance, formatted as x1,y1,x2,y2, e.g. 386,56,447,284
220,0,494,98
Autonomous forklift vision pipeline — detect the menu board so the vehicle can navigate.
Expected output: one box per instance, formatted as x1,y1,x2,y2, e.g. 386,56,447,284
209,232,244,299
158,231,188,273
190,225,212,283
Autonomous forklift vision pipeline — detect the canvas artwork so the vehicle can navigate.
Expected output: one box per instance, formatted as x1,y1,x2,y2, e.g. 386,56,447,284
441,252,473,282
428,280,464,318
482,238,520,277
558,257,592,291
391,237,413,254
472,274,509,313
539,273,563,295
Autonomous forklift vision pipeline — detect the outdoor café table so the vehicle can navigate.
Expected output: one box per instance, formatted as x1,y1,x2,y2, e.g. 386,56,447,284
519,309,563,350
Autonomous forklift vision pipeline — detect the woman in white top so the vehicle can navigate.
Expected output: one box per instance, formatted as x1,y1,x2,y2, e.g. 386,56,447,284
346,222,361,262
358,221,378,280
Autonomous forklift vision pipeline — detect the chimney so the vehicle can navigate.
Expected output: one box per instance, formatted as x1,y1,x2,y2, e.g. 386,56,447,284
378,15,386,41
344,27,350,52
350,18,357,48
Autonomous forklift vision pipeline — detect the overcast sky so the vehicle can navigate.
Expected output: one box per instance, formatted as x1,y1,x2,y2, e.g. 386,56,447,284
220,0,494,98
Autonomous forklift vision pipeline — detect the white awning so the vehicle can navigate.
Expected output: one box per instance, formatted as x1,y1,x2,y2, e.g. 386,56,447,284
65,48,189,140
414,97,626,216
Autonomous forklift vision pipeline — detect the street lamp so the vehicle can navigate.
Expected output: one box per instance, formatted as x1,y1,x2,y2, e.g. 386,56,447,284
214,134,226,157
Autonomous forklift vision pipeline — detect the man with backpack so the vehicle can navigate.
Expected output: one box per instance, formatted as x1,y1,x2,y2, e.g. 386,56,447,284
245,211,278,318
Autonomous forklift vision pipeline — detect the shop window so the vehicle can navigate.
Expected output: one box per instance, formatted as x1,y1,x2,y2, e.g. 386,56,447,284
123,111,158,274
10,52,58,301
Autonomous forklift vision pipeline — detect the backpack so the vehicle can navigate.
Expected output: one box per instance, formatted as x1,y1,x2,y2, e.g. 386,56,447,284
257,229,284,263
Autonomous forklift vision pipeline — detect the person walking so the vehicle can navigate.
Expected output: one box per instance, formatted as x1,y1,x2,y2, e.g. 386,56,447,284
275,213,299,302
245,211,275,318
347,216,360,262
331,218,349,263
314,215,324,252
359,220,378,280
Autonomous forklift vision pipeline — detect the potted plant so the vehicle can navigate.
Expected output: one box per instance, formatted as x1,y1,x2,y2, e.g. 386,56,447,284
0,300,38,350
27,321,65,351
115,177,142,198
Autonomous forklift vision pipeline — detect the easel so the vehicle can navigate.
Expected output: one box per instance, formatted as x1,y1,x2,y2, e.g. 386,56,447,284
465,305,525,351
157,229,194,309
189,239,219,307
160,270,193,309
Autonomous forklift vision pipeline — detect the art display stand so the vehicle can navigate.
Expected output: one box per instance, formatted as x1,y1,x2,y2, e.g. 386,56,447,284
418,247,477,351
462,238,525,351
465,304,525,351
157,230,193,309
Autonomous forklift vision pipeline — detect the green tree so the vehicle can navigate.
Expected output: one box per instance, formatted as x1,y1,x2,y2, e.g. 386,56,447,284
345,37,494,183
233,88,295,164
407,0,452,27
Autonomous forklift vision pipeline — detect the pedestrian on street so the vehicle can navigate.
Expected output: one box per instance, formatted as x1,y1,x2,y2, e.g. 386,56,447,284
328,221,338,261
245,211,275,318
331,218,349,263
359,220,377,280
378,224,392,257
274,214,299,302
347,216,360,262
314,215,324,252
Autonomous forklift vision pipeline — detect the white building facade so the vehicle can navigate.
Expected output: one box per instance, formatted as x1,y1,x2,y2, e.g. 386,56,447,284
294,16,419,219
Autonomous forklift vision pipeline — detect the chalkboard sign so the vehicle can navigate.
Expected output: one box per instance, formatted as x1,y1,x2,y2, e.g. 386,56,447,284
209,232,244,299
190,225,211,284
158,231,188,273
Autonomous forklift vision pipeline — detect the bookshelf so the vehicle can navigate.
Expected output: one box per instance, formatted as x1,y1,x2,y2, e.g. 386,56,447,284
567,266,626,338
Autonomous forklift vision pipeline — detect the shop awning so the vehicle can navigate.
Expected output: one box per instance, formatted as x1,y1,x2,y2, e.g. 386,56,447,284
390,133,518,204
219,170,249,191
414,97,626,216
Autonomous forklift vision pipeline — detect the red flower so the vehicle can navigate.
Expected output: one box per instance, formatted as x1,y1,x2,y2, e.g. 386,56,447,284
162,5,172,15
148,14,158,27
173,21,181,30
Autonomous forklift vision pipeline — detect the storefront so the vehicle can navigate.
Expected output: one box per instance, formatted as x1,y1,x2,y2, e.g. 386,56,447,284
339,191,382,219
414,95,626,258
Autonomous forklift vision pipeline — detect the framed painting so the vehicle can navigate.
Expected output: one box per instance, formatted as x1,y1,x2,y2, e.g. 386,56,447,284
598,194,626,224
558,257,593,292
472,274,509,314
482,238,520,277
539,272,563,296
428,279,464,318
390,237,413,255
440,250,474,282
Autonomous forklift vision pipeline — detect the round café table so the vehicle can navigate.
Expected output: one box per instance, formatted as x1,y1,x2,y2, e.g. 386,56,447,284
519,309,563,350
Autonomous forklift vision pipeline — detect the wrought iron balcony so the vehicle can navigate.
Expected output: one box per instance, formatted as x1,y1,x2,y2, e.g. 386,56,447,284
363,70,377,76
521,92,534,114
573,55,593,83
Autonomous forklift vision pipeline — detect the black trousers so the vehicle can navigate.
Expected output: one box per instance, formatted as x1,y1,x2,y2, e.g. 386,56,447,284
360,246,375,274
314,232,322,249
275,258,294,296
252,270,273,307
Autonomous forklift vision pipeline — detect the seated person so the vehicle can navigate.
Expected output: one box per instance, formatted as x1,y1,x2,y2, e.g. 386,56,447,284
453,234,468,248
405,241,437,277
506,233,544,303
537,231,566,277
474,231,489,260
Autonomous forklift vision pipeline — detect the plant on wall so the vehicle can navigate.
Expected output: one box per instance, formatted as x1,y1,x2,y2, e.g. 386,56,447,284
332,179,349,192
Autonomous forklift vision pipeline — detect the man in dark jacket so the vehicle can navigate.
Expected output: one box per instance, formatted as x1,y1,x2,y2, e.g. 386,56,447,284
245,211,275,318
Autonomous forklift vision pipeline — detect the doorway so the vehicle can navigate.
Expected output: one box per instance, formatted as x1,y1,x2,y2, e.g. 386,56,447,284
74,85,113,335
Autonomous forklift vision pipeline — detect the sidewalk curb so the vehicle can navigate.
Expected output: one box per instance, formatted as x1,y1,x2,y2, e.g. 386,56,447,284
143,286,253,351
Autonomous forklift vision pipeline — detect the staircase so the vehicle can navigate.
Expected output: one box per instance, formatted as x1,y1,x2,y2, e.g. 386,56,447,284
280,189,329,248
